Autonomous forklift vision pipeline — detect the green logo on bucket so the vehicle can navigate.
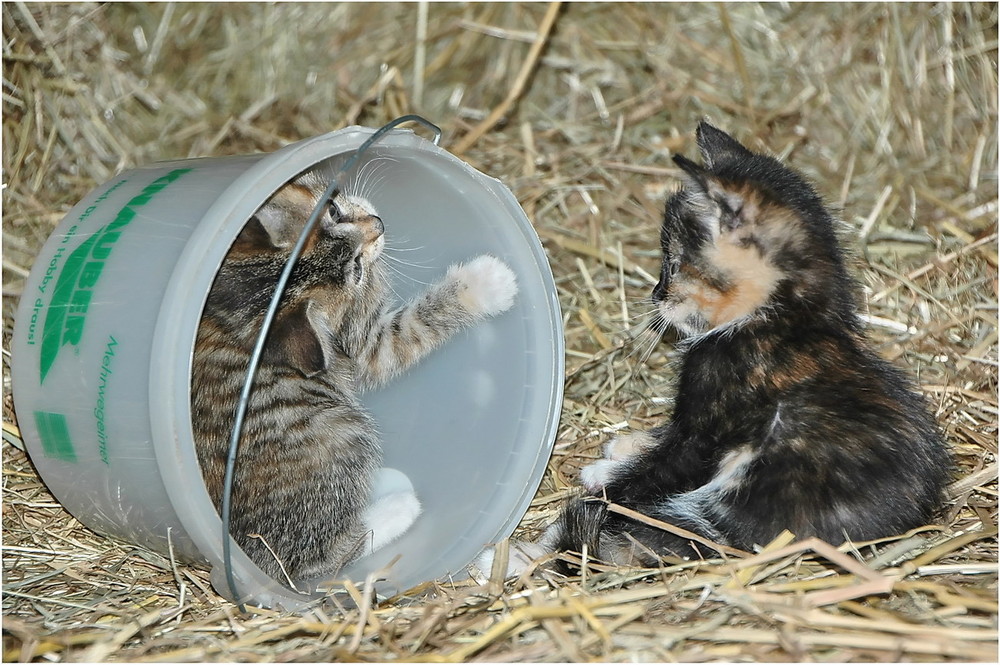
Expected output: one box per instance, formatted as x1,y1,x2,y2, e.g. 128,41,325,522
38,168,191,383
33,411,77,462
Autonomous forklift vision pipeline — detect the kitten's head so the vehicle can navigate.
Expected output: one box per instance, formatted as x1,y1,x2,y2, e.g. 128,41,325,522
652,121,856,338
237,171,385,288
217,171,388,375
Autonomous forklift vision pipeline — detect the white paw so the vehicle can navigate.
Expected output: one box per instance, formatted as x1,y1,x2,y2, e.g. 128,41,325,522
449,255,518,318
471,540,548,582
470,548,496,583
579,458,621,492
580,432,655,492
605,431,655,460
363,490,421,554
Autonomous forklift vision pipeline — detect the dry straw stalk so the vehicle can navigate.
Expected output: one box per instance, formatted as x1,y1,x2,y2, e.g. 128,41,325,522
3,3,996,662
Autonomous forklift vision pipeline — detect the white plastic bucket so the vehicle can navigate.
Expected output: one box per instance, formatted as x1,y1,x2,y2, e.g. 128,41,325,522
11,126,563,610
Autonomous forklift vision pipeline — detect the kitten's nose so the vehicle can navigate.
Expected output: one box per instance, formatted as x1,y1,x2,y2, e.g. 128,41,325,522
652,278,667,302
360,215,384,242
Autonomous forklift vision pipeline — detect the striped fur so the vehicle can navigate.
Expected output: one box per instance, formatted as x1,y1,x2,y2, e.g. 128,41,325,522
193,170,517,585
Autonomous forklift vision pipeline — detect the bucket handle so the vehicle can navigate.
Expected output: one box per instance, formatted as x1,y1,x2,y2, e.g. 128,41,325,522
220,115,442,611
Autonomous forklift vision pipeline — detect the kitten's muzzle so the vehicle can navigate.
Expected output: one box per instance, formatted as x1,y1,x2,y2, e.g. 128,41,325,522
354,215,384,243
652,272,669,303
652,280,665,303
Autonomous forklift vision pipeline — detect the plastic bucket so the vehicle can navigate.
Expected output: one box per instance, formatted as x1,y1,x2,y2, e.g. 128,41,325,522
11,125,563,610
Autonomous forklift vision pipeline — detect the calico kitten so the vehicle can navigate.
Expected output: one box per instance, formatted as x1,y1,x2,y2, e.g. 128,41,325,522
482,122,949,575
192,168,518,585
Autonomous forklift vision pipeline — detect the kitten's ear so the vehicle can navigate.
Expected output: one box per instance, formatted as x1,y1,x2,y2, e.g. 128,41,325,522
235,207,294,250
673,154,709,189
696,121,753,169
269,300,332,377
673,153,727,203
673,153,746,236
233,215,276,250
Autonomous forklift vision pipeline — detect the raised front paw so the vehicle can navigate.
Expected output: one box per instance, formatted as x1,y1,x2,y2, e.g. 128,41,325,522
448,255,518,318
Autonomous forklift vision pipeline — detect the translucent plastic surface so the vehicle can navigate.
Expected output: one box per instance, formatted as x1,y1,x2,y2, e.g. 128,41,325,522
12,127,563,609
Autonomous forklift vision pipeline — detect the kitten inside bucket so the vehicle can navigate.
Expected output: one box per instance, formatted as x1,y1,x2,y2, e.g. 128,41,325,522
192,165,518,587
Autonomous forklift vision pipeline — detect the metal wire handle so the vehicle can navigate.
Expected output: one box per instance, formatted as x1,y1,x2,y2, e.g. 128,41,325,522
219,115,442,611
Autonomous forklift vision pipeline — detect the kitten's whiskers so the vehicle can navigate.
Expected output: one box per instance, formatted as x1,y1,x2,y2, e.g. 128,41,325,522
349,156,400,202
380,256,434,288
382,248,433,271
621,309,665,364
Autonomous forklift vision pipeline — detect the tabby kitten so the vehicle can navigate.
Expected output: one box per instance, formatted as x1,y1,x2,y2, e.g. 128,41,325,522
483,122,949,575
192,168,518,585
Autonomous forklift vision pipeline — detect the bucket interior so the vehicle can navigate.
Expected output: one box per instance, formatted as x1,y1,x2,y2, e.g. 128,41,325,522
176,137,562,606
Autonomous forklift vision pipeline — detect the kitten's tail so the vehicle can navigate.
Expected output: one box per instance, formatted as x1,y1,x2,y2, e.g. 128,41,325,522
551,497,707,570
549,498,608,562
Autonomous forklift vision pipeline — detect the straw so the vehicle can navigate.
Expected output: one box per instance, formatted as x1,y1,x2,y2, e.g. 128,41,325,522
3,3,996,661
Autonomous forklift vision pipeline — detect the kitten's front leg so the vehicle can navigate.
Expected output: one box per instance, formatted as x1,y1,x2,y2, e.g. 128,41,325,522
448,254,519,319
579,430,657,492
357,255,517,387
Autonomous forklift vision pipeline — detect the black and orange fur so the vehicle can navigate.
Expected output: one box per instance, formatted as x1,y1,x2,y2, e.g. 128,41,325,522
544,122,951,566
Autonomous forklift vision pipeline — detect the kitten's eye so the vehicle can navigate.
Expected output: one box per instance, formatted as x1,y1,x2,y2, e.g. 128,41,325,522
328,200,344,223
719,197,743,227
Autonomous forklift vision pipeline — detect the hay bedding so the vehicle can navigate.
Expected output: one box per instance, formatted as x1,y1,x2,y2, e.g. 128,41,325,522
2,2,996,661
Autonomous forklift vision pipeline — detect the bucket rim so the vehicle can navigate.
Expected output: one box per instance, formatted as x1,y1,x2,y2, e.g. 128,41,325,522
148,126,564,609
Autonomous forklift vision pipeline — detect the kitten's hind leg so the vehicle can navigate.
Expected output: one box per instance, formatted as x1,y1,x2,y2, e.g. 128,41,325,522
362,468,422,554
